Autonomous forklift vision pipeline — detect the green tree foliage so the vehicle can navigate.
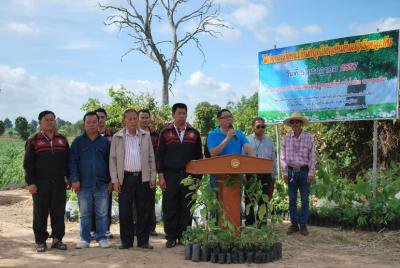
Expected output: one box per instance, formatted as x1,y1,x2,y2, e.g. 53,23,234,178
81,85,171,133
58,120,84,137
193,102,221,136
28,119,38,134
14,116,29,140
4,118,12,129
0,121,5,136
227,92,259,135
56,118,71,129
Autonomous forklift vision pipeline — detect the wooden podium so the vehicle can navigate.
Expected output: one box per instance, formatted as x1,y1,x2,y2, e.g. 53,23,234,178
186,154,273,230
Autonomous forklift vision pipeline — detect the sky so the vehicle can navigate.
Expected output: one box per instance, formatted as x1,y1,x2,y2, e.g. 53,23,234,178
1,0,400,123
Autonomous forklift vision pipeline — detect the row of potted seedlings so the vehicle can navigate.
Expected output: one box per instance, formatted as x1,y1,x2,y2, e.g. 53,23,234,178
308,212,400,231
182,226,282,264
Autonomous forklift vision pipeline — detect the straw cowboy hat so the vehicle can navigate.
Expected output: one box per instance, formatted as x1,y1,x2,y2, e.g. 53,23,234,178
283,112,309,126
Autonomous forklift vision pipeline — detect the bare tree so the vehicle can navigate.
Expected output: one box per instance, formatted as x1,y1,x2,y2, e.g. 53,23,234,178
100,0,228,105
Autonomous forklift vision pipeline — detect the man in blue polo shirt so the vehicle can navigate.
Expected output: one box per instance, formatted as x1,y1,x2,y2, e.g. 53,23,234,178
207,109,254,157
207,109,255,190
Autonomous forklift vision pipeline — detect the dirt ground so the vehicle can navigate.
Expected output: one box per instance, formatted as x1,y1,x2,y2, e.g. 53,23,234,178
0,189,399,268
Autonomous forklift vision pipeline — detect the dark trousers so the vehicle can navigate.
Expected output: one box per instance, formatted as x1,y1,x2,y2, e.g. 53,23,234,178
32,178,66,244
162,170,193,241
119,173,152,246
245,174,274,226
91,191,112,233
149,188,157,232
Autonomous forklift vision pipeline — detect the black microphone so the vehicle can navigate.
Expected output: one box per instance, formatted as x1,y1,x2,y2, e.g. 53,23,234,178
229,124,237,140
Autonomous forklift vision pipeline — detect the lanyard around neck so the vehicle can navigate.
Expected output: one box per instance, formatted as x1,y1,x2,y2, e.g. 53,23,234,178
174,123,186,143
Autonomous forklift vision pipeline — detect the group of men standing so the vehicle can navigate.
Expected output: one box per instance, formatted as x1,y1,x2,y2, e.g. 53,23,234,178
23,103,316,253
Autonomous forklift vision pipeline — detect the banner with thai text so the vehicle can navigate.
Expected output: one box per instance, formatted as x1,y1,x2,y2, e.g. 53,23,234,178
258,30,399,123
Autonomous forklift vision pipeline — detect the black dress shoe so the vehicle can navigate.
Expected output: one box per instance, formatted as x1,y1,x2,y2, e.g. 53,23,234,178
138,243,154,249
119,244,133,249
165,240,176,248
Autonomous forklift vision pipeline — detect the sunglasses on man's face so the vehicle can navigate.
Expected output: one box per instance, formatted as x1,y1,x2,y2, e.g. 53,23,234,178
255,125,266,129
290,120,302,125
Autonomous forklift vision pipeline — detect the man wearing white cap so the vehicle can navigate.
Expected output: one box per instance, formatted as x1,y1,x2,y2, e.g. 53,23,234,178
281,112,316,236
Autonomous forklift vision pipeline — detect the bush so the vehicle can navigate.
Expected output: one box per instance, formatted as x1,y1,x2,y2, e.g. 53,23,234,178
0,140,25,189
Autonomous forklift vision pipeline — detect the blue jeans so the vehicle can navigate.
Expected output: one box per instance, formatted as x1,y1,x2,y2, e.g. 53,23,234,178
78,183,109,242
288,169,309,225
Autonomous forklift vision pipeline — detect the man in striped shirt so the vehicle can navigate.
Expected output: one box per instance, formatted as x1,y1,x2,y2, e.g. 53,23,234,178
281,112,317,236
109,109,156,249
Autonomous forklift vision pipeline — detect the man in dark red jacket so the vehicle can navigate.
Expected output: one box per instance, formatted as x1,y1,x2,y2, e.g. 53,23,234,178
23,110,69,252
158,103,203,248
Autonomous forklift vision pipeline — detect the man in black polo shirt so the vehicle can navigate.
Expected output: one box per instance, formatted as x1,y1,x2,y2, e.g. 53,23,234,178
158,103,203,248
23,110,69,252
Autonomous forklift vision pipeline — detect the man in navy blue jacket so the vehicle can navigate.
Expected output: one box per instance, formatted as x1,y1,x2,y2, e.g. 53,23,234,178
69,111,111,249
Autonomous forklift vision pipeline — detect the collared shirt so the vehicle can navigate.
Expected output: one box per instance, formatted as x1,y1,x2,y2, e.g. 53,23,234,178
24,131,70,185
207,127,249,156
157,123,203,172
246,133,278,179
280,131,317,177
100,128,113,141
69,133,110,188
124,130,141,172
173,123,187,143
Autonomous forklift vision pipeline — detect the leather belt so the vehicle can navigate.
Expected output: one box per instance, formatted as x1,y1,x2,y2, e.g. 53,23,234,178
124,171,142,177
288,166,309,172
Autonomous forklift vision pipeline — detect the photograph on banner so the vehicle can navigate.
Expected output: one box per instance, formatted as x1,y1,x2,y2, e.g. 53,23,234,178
258,30,399,124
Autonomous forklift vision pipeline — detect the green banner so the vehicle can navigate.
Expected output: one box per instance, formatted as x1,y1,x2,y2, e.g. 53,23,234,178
258,30,399,123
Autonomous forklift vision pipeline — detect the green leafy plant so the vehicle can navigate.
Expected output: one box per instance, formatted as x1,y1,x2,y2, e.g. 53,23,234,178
245,175,270,227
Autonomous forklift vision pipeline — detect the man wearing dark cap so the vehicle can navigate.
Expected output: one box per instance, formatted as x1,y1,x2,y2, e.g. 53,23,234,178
23,110,70,252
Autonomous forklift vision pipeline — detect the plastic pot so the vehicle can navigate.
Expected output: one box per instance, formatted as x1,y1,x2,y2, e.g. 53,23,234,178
184,244,192,260
191,244,201,262
200,245,210,262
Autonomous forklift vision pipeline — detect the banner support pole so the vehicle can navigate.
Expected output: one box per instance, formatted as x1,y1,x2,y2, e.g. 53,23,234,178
275,125,281,180
372,120,378,196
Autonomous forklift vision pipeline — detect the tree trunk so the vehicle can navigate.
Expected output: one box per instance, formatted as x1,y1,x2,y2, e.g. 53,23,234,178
162,74,169,105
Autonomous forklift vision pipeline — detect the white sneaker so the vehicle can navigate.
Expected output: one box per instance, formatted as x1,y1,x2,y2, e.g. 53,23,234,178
76,240,90,249
98,239,110,248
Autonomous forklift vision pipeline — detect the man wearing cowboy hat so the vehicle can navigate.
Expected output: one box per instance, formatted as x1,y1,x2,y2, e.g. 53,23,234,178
280,112,316,236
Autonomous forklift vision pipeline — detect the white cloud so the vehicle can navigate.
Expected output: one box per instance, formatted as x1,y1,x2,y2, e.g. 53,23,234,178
274,24,299,40
232,3,270,31
0,64,161,122
104,23,120,33
5,22,41,36
351,17,400,35
183,70,244,110
222,1,321,43
0,65,258,123
302,24,322,34
186,71,231,94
